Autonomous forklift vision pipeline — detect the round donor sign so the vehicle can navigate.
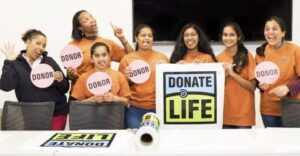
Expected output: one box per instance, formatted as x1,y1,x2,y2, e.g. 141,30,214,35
128,60,151,84
30,64,55,88
254,61,280,84
87,72,112,95
60,45,83,68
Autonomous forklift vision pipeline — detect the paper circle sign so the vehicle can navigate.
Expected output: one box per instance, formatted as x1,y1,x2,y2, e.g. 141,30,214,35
128,60,151,84
86,72,112,95
254,61,280,84
30,64,55,88
60,45,83,68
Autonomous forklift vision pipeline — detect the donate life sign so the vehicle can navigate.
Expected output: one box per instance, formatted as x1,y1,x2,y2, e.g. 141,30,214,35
156,63,225,129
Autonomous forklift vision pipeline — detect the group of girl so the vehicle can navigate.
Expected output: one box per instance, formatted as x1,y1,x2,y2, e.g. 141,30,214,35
1,10,300,130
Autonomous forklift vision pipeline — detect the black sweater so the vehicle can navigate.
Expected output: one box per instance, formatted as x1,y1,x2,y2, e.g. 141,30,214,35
0,50,69,115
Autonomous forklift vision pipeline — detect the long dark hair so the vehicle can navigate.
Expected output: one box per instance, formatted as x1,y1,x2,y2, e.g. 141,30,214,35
71,10,87,40
221,22,249,73
170,23,216,63
256,16,286,57
134,24,154,51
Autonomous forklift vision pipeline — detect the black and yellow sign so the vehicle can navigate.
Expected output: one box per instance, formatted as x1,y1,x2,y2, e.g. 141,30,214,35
41,133,116,148
163,72,217,124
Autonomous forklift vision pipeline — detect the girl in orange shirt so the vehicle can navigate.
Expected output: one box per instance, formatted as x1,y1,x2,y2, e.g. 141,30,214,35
256,16,300,127
67,10,134,98
217,22,256,129
71,42,131,104
170,23,217,64
119,24,169,128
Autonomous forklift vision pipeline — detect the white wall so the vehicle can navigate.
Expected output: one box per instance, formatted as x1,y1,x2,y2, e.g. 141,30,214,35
293,0,300,44
0,0,299,128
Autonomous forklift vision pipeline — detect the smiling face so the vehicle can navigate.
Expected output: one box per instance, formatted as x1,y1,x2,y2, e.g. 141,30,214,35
222,26,239,49
264,20,285,48
78,12,98,37
92,46,110,70
135,27,153,51
183,27,199,52
26,35,47,61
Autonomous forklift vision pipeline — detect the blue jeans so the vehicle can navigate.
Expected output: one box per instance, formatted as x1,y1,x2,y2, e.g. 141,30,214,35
125,105,155,129
261,114,283,127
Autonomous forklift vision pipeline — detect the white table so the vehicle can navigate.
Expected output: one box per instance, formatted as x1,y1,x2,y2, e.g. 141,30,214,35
0,128,300,156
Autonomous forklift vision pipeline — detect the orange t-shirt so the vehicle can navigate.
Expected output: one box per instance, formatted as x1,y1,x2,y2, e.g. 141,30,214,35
69,37,127,76
118,50,169,109
217,51,256,126
71,68,131,100
183,52,214,63
255,42,300,116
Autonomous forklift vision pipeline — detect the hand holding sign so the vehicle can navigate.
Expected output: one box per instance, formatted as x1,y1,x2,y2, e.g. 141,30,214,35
127,60,151,84
30,64,54,88
66,67,79,80
53,71,64,82
193,59,204,64
258,82,270,91
222,62,236,76
254,61,280,84
60,45,83,68
86,72,112,96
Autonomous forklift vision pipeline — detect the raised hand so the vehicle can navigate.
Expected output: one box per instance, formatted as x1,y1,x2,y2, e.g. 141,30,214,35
110,22,125,40
110,21,134,52
0,42,18,61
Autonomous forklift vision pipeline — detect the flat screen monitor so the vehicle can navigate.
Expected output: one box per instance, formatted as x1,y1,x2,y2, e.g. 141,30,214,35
133,0,292,42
